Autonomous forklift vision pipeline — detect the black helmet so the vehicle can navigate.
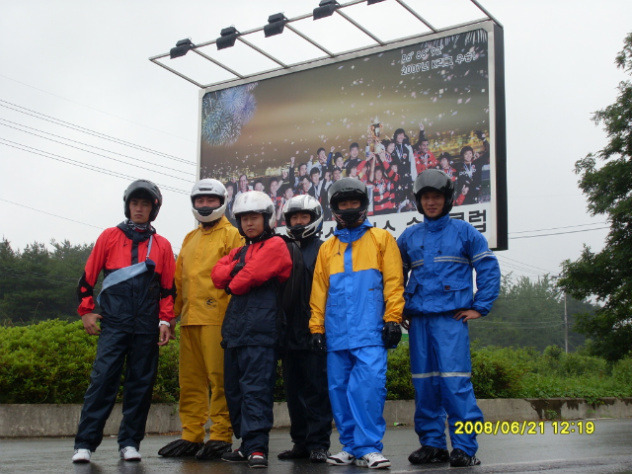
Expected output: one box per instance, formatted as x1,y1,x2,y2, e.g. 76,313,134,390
123,179,162,222
413,169,454,217
328,178,369,228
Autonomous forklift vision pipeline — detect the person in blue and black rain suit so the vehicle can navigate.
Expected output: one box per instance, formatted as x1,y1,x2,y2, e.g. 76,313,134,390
397,169,500,468
277,194,333,464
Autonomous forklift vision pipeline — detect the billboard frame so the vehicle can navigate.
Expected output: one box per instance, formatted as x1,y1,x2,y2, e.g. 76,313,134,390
195,19,507,249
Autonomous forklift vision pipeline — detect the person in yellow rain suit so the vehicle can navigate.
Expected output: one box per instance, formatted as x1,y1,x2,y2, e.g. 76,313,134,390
158,179,243,460
309,178,405,470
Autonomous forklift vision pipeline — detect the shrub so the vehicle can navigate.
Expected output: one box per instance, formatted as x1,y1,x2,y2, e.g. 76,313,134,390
0,319,180,404
2,320,630,404
612,357,632,390
471,348,526,398
386,343,414,400
535,346,609,377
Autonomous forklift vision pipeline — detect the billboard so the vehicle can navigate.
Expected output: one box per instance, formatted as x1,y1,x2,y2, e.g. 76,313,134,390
198,20,507,249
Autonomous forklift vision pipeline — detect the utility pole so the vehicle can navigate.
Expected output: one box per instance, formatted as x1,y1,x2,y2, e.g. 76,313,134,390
564,292,568,353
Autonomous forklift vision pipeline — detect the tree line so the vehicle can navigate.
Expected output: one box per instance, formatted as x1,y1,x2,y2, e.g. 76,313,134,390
0,237,596,353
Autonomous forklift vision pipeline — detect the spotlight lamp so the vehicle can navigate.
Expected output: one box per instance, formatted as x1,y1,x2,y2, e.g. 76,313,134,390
264,13,288,37
313,0,340,20
367,0,386,4
216,26,239,50
169,38,195,59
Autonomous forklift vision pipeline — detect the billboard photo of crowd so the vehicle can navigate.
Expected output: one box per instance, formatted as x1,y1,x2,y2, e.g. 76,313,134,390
199,25,498,240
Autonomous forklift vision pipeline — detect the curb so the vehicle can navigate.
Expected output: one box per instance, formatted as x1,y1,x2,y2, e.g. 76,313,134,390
1,398,631,438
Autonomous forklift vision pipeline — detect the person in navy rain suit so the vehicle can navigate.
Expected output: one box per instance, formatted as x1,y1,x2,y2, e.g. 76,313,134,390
211,191,292,469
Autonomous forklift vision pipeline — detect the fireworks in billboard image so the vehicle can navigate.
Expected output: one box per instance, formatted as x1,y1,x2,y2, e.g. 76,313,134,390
200,26,500,242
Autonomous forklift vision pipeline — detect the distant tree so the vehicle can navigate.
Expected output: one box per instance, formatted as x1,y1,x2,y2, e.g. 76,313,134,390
559,33,632,361
0,239,94,324
470,274,591,351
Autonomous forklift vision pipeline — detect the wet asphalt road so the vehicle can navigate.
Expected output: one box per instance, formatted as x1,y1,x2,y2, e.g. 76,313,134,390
1,420,632,473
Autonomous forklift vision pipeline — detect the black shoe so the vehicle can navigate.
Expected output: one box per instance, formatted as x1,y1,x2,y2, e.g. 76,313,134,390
309,448,330,463
408,445,449,464
221,449,247,462
195,440,232,460
158,439,203,457
278,445,309,460
248,451,268,468
449,448,481,467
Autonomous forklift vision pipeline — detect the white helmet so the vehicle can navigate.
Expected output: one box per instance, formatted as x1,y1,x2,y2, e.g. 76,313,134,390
282,195,323,240
191,179,227,223
233,191,276,237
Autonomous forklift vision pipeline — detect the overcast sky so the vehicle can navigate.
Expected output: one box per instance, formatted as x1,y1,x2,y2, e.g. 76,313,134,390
1,0,630,281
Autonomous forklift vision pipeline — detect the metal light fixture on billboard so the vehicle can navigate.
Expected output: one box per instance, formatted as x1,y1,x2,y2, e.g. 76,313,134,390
216,27,239,50
313,0,340,20
367,0,386,4
264,13,288,37
170,38,195,59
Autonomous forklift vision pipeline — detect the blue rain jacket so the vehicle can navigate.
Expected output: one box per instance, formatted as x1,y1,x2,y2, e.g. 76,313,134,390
396,214,500,317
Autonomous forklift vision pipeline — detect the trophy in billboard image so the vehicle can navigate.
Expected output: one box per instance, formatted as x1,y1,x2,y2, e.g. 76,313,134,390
367,119,384,155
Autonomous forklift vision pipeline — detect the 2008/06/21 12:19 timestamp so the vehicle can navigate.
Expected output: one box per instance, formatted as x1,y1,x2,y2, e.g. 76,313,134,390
454,420,596,435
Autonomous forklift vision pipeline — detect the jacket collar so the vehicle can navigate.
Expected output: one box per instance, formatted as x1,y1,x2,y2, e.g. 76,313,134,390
117,220,155,243
424,213,450,232
199,215,231,233
334,219,372,243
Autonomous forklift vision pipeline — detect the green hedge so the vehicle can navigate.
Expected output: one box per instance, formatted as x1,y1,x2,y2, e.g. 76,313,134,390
1,320,631,404
0,320,179,404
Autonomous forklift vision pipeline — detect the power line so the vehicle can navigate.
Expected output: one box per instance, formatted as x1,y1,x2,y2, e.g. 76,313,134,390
0,138,188,195
0,118,194,178
0,73,193,144
0,198,102,229
509,227,609,240
497,255,553,274
477,321,564,328
0,119,193,182
0,99,195,166
509,222,608,235
496,258,547,276
1,197,182,253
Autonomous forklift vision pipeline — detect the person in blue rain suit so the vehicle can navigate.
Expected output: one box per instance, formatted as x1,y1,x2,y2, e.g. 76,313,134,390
309,178,404,470
397,169,500,468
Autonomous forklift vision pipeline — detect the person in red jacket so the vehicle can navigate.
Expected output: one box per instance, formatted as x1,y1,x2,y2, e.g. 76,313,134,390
72,180,176,464
211,191,293,469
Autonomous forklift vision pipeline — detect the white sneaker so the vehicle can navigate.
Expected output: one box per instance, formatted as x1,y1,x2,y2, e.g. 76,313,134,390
355,452,391,469
327,450,356,465
72,448,91,463
120,446,142,462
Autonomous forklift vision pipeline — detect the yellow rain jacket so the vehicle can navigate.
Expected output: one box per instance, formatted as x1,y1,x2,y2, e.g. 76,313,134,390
175,216,244,326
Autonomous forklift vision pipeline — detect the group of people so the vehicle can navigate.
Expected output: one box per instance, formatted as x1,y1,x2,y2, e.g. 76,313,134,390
72,168,500,469
221,125,490,226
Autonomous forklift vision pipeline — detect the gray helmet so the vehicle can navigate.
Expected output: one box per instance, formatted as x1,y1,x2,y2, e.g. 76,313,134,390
123,179,162,222
190,179,227,223
282,195,323,240
328,178,369,227
413,169,454,217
